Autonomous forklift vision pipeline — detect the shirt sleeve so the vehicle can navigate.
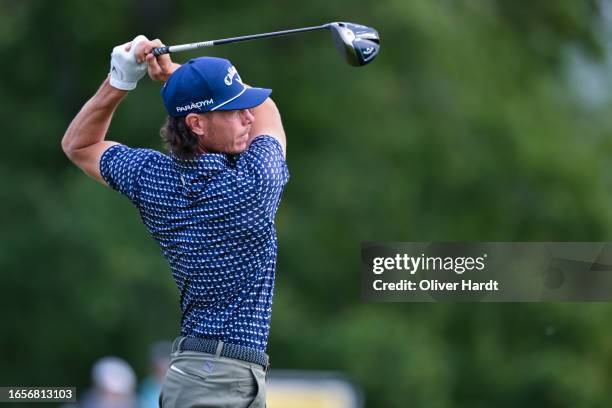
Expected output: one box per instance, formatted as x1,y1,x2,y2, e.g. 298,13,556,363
99,144,159,205
237,135,289,189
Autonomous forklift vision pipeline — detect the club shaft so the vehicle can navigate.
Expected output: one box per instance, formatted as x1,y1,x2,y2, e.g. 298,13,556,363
152,24,331,56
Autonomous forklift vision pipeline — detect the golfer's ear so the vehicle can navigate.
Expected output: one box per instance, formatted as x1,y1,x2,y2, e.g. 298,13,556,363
185,113,206,136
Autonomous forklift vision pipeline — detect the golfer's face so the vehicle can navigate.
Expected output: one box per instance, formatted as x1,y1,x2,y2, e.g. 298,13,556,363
206,109,254,154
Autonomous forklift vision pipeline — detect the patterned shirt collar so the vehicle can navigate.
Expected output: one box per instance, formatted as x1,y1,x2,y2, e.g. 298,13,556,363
171,152,234,173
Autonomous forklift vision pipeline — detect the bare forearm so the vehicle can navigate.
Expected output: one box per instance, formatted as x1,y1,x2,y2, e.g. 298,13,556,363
248,97,286,156
62,77,127,153
161,63,181,81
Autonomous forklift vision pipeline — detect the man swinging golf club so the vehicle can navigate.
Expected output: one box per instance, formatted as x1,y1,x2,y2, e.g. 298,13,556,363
62,34,288,407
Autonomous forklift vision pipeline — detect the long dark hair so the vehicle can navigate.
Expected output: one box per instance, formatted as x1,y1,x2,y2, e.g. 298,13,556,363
160,116,201,160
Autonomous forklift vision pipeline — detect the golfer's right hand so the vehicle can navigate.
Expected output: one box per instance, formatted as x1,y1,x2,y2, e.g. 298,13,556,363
134,39,180,82
109,35,149,90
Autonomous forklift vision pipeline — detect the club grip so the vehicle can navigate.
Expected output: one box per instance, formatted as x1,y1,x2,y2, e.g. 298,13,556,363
152,46,170,56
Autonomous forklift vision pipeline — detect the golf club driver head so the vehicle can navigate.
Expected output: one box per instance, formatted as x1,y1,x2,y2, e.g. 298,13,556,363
329,22,380,67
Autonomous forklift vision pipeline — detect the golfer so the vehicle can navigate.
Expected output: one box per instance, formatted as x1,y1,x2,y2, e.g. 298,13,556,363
62,35,288,407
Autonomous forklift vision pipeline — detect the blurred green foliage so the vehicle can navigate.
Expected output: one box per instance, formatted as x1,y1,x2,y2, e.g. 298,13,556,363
2,0,612,407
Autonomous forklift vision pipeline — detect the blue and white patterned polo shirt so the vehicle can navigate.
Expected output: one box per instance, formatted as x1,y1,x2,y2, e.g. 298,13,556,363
100,135,289,352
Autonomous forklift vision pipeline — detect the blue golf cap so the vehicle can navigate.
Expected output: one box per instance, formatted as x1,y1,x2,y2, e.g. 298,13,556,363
161,57,272,117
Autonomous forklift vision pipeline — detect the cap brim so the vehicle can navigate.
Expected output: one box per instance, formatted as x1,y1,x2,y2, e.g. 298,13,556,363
213,86,272,111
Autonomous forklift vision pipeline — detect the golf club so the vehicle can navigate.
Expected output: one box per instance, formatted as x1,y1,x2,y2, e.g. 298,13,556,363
151,22,380,67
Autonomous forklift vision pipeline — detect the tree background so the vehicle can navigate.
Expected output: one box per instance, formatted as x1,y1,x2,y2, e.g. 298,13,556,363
2,0,612,406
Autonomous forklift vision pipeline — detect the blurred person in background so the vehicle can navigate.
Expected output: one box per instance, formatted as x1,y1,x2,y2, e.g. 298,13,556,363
79,356,139,408
139,341,172,408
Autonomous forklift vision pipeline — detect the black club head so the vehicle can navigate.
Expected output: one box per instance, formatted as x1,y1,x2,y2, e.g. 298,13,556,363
329,22,380,67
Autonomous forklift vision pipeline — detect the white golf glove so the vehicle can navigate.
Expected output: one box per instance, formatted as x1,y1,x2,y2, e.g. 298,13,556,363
109,35,149,90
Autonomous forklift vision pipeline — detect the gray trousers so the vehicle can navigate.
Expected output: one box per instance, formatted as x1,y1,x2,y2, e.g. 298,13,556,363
160,342,267,408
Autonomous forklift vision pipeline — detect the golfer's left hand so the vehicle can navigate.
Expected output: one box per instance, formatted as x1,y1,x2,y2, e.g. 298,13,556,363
109,35,149,90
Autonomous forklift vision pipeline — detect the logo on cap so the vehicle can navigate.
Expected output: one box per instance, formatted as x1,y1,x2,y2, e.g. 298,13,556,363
224,66,242,86
175,99,215,114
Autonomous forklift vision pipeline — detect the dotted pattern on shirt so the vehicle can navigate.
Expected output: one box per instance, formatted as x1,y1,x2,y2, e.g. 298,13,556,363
100,136,289,351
